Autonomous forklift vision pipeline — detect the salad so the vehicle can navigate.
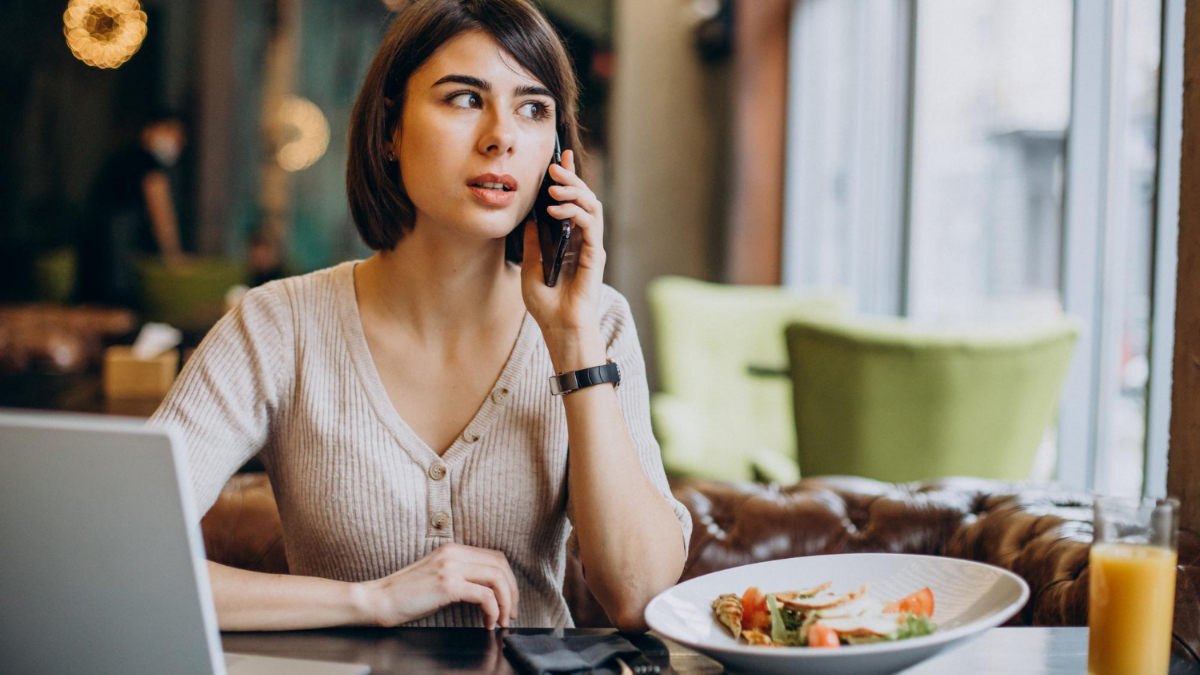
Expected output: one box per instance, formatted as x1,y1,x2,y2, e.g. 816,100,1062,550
711,582,937,648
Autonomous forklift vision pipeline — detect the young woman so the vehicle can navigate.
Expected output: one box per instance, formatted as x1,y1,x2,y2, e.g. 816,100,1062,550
150,0,690,632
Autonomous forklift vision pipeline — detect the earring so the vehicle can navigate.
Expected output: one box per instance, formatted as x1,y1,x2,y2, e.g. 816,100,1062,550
385,148,397,162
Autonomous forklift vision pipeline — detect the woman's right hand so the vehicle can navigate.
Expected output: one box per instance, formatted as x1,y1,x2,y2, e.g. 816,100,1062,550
358,543,520,629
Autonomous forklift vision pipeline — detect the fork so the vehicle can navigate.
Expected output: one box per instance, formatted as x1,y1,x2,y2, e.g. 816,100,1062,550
615,656,661,674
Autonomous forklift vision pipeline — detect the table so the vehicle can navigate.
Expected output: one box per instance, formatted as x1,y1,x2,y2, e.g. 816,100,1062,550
0,369,160,417
222,626,1199,674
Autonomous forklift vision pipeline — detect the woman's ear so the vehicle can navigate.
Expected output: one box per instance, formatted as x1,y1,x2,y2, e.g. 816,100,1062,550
386,126,400,162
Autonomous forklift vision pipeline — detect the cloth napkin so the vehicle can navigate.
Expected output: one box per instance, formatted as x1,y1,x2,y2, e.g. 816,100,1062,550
503,634,644,675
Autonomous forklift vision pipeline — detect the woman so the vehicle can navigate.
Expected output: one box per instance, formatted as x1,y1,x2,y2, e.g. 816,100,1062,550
150,0,691,632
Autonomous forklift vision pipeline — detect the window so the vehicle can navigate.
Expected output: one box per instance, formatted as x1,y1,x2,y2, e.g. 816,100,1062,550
783,0,1181,496
906,0,1072,323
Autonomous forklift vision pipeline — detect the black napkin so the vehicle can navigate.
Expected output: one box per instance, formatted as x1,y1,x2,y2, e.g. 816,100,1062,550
503,634,643,675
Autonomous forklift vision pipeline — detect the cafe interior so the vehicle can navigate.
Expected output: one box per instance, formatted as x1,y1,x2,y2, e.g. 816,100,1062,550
1,0,1198,673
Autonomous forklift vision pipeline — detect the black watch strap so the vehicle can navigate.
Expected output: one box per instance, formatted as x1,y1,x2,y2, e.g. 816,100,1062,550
549,360,622,396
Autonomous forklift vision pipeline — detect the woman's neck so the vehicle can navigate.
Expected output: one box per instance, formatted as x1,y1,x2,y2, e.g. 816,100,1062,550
354,227,524,348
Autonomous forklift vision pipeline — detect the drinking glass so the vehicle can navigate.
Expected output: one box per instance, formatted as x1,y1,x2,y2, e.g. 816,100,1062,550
1088,496,1179,675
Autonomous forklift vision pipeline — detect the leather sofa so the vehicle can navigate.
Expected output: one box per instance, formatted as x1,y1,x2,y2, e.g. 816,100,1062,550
201,472,1200,663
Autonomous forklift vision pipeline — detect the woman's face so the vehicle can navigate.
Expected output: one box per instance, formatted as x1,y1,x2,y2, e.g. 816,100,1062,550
394,30,558,243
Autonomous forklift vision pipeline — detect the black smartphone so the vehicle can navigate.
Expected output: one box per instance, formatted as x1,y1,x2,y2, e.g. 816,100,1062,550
532,133,575,286
501,132,577,285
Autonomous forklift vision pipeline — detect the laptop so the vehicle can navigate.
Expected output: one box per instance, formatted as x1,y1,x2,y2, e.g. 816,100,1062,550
0,410,370,675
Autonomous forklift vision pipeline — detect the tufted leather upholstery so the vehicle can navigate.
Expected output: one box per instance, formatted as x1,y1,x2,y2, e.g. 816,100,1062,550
201,472,1200,662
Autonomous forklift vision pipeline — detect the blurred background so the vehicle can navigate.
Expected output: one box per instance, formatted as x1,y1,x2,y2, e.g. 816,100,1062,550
0,0,1183,501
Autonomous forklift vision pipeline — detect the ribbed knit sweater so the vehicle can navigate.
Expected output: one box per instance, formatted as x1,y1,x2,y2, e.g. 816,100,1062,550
148,260,692,628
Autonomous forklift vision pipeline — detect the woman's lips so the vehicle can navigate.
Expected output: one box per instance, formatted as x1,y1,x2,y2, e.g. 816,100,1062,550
467,184,518,207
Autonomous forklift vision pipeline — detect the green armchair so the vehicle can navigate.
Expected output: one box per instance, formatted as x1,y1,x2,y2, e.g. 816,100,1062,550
647,276,845,482
136,257,247,332
783,315,1079,482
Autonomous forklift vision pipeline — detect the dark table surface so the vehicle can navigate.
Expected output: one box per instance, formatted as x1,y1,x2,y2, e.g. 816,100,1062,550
222,626,1199,674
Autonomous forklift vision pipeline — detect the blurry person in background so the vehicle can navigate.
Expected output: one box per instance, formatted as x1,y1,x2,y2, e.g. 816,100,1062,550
75,109,189,307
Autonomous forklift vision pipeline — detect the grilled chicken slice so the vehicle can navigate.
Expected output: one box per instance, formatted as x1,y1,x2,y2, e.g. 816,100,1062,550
773,581,833,603
778,584,869,612
712,593,743,639
816,614,906,638
816,595,888,619
743,629,777,647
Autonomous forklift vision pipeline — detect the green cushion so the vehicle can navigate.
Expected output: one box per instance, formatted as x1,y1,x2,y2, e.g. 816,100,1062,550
136,258,248,331
33,248,77,305
784,315,1079,482
647,276,846,482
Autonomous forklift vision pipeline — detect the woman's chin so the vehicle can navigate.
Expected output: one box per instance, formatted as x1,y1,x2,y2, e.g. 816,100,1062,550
465,207,529,236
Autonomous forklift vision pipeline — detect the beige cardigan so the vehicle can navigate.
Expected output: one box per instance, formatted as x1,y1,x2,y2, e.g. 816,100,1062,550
149,261,691,627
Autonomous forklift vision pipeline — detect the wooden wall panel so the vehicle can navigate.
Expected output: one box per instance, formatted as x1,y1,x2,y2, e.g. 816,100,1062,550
1168,0,1200,533
724,0,790,285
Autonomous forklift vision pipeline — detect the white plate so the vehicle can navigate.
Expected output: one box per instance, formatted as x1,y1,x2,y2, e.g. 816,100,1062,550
644,553,1030,675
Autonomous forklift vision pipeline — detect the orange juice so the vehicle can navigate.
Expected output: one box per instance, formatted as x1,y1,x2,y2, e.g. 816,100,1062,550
1087,543,1177,675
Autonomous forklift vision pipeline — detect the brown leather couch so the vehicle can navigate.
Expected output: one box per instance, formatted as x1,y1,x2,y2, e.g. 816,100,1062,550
201,473,1200,663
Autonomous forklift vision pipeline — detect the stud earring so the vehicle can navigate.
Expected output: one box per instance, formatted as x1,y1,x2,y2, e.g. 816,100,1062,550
385,149,397,162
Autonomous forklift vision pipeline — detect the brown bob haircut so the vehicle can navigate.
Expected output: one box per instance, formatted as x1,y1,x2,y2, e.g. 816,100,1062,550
346,0,583,259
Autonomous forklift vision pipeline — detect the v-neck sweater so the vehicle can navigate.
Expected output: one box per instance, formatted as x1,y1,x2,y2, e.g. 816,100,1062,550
148,261,692,628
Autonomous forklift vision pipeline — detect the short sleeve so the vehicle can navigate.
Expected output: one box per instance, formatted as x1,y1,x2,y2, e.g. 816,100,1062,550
147,282,294,518
566,287,693,560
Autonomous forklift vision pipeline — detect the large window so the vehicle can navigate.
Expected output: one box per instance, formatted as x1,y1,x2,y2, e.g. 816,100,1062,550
783,0,1181,496
906,0,1072,323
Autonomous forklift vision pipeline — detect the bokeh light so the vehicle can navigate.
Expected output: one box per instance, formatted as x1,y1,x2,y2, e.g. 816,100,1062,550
63,0,148,70
276,96,330,172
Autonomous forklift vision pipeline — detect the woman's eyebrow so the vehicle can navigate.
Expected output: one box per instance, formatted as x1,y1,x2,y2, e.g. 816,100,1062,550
432,74,553,99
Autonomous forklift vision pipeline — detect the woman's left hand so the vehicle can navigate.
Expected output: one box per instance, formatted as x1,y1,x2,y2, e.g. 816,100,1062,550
520,149,607,356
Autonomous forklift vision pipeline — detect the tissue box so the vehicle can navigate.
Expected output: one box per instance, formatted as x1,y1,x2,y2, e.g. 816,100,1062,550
102,346,179,400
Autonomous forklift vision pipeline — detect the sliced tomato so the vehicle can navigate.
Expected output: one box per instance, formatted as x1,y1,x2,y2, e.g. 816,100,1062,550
807,622,841,648
740,587,771,631
883,587,934,618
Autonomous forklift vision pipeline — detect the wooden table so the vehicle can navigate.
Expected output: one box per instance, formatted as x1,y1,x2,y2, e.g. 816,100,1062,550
0,369,161,417
222,626,1199,674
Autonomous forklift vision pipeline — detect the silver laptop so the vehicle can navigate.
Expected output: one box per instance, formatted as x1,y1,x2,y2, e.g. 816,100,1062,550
0,410,370,675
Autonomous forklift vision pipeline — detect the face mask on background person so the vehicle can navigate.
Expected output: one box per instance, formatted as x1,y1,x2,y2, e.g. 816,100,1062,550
148,137,181,167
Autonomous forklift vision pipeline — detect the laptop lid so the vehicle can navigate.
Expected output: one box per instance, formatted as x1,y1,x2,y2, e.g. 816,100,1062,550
0,410,227,675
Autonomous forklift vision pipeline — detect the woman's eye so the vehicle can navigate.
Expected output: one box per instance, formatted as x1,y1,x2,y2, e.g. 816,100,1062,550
519,101,550,120
449,92,481,109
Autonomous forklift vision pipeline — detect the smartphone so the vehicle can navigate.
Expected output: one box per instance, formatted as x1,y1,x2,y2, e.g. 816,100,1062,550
501,132,577,285
532,133,576,286
499,133,564,285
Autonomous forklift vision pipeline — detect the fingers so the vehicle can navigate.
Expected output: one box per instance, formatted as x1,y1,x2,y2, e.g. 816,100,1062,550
436,544,521,623
545,154,604,257
457,562,516,628
455,546,521,621
549,159,586,189
546,203,603,257
448,578,501,630
489,550,521,618
547,184,600,217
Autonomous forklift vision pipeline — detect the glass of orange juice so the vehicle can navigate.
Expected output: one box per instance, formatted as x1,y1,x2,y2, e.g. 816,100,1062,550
1088,496,1179,675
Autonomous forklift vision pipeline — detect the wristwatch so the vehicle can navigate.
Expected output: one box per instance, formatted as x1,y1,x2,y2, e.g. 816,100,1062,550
549,360,622,396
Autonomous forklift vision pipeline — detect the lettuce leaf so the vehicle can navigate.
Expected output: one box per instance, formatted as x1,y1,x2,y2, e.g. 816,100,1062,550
766,594,806,646
893,614,938,640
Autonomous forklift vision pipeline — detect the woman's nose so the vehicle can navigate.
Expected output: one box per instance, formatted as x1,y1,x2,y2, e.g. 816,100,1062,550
477,110,516,156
